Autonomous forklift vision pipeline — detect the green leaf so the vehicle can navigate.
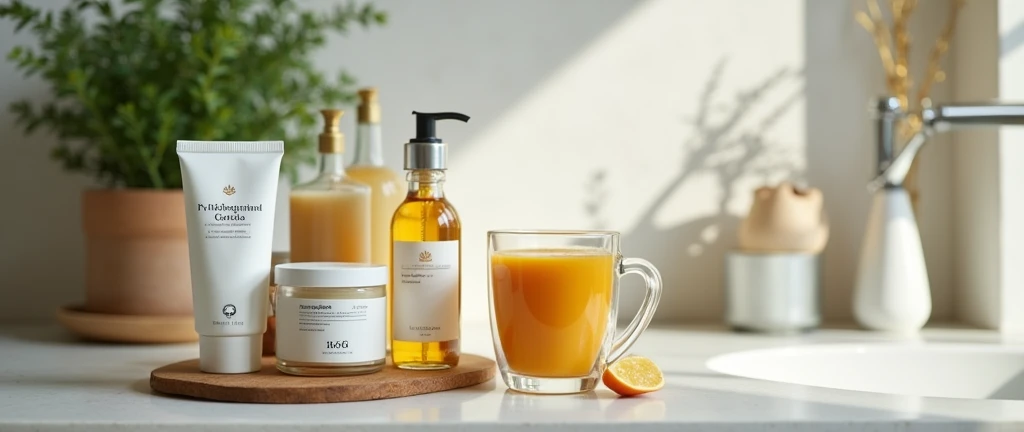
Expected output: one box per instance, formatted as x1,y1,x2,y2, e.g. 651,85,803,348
7,46,22,61
2,0,387,188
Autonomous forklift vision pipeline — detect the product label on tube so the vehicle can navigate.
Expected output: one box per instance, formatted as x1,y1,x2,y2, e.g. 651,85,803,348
195,200,265,240
276,297,385,363
393,240,460,342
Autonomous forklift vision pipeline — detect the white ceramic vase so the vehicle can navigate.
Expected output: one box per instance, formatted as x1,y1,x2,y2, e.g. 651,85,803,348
854,187,931,332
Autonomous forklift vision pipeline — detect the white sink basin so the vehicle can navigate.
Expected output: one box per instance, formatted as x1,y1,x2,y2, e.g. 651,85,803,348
706,343,1024,400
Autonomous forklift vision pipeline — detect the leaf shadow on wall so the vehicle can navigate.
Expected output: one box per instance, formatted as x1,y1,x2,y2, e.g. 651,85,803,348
587,60,806,323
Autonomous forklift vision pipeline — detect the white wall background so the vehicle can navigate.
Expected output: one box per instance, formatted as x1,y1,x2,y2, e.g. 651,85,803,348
997,0,1024,332
0,0,964,325
952,0,1000,329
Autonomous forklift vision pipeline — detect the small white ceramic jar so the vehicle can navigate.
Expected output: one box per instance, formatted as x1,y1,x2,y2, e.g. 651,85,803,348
273,262,387,376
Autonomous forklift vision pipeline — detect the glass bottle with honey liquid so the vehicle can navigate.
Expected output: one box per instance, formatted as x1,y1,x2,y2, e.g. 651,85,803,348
391,111,469,370
346,88,405,353
290,110,371,263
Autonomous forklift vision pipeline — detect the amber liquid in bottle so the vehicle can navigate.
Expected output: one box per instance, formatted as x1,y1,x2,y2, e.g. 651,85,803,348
391,169,461,370
347,89,405,353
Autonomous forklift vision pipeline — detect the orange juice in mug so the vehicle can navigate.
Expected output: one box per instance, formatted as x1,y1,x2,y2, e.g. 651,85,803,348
491,248,614,377
488,231,662,394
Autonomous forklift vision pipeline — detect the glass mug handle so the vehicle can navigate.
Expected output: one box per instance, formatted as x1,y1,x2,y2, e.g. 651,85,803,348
607,257,663,365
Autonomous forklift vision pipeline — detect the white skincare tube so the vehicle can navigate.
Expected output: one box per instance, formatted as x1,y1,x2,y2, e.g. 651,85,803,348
177,141,283,373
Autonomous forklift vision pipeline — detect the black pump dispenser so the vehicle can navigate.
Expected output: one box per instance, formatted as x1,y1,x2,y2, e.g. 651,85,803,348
404,111,471,170
411,111,470,143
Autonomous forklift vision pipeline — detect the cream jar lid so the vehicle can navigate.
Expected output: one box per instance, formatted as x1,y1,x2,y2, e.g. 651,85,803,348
275,262,387,288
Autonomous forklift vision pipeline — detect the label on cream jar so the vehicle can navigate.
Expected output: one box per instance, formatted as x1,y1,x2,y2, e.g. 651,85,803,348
393,240,460,342
276,296,385,363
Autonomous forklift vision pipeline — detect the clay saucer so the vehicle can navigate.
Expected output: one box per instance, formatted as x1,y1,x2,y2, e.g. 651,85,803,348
57,304,197,344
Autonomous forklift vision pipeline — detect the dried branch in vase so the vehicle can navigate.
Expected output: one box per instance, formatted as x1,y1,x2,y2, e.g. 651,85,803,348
855,0,964,213
855,0,964,137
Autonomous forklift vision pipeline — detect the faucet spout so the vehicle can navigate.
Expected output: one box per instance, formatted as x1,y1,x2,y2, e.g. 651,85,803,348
869,98,1024,188
924,103,1024,131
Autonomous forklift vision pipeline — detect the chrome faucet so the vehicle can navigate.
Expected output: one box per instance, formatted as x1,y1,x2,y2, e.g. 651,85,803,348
872,98,1024,189
855,97,1024,332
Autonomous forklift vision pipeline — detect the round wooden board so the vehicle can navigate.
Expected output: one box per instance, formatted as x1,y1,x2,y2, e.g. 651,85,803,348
150,354,496,404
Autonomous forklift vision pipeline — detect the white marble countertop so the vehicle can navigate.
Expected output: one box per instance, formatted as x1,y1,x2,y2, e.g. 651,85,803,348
3,322,1024,431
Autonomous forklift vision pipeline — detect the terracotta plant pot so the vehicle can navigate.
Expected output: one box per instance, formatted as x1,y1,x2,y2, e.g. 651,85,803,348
82,189,192,316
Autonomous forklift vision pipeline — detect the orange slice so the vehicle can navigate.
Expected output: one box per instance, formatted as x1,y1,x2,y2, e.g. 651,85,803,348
602,355,664,396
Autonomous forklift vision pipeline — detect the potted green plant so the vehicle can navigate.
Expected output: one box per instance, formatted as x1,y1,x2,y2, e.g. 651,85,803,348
1,0,385,326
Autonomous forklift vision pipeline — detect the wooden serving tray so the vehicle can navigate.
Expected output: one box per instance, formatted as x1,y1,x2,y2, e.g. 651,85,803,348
150,354,496,404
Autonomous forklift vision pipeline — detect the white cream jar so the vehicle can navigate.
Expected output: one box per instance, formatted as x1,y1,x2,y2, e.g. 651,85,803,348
273,263,387,376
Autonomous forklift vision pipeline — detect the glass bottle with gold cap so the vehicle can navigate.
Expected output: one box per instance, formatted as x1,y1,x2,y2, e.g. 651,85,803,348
289,110,371,263
346,88,405,352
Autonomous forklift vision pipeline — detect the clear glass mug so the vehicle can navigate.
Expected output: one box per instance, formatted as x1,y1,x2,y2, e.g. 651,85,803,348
488,230,663,394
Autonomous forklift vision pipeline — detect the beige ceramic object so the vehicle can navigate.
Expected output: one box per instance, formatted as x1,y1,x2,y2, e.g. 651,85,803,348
738,182,829,253
81,189,192,316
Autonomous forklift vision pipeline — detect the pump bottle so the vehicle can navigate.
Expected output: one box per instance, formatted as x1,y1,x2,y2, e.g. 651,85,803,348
390,111,469,370
289,110,371,263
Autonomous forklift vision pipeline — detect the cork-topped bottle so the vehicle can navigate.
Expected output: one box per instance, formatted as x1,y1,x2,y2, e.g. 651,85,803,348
346,88,405,353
